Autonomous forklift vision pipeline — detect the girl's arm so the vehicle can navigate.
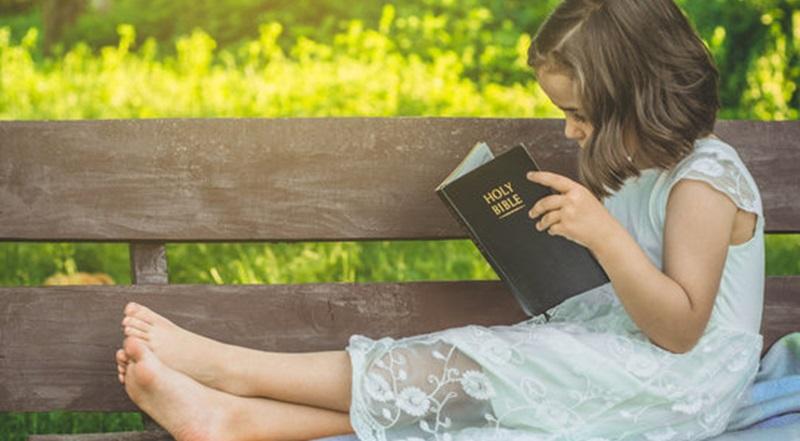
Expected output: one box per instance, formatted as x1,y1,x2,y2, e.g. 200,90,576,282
591,179,739,354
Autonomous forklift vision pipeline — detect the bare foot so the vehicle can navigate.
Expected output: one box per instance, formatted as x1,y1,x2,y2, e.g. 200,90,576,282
121,337,233,441
121,302,237,392
116,348,128,384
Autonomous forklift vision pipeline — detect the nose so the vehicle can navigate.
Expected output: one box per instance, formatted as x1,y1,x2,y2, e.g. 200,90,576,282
564,119,586,143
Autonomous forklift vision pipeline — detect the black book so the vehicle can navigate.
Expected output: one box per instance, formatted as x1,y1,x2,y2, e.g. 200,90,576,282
435,142,610,317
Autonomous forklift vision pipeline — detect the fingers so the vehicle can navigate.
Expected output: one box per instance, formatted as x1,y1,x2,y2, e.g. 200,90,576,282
527,171,576,193
535,210,561,232
529,194,565,220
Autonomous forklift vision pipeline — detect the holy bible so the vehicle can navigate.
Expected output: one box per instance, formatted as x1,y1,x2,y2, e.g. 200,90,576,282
435,142,610,317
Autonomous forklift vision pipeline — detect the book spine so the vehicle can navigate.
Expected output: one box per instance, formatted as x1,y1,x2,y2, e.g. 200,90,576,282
436,188,524,309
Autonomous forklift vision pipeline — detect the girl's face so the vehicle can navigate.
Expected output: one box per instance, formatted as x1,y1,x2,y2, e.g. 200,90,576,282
536,68,594,149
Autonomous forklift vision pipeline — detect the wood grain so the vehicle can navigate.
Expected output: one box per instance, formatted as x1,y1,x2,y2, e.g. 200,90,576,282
1,119,798,242
0,280,525,411
0,118,798,419
1,277,797,412
129,242,168,285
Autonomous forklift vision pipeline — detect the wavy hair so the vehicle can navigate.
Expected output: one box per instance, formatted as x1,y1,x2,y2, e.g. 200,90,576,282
528,0,720,198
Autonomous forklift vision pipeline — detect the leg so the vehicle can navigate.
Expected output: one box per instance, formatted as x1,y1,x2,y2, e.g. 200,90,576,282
118,337,354,441
120,302,353,412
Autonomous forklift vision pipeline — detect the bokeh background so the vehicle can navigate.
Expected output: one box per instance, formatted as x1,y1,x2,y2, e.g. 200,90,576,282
1,0,798,438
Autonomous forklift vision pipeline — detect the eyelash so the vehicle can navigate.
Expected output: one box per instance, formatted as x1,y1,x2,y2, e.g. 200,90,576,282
569,112,587,123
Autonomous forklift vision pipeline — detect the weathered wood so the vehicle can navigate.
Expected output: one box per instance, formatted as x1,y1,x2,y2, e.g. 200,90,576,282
28,430,171,441
1,277,797,412
1,119,798,243
760,277,800,355
0,280,526,411
129,242,168,285
139,419,162,434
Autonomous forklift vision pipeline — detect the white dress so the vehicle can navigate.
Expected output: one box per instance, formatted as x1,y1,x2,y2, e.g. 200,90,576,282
344,136,765,441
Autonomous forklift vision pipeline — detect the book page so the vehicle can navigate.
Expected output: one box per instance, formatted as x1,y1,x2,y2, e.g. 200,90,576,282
436,142,495,189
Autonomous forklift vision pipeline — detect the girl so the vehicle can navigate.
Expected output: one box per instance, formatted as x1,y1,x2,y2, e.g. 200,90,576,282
115,0,765,439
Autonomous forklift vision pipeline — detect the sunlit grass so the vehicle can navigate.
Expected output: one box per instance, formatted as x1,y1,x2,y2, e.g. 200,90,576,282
0,2,797,437
1,234,798,437
0,21,559,120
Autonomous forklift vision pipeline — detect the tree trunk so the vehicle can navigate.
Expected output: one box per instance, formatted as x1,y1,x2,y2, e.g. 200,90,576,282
42,0,87,55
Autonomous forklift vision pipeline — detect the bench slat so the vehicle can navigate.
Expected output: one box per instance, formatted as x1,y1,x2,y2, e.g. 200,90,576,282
0,280,523,411
1,119,798,242
1,277,796,412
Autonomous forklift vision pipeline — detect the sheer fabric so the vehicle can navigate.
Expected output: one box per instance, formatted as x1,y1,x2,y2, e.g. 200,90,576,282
345,137,765,441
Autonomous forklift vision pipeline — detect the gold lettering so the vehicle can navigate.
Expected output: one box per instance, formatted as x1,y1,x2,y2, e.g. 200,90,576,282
485,182,526,219
483,182,514,205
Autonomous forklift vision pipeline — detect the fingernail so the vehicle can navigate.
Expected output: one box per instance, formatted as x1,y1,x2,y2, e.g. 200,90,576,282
527,172,535,179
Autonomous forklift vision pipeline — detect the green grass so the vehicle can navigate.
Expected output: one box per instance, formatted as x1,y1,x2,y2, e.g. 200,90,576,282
1,235,798,439
0,412,143,441
0,2,797,436
0,238,497,439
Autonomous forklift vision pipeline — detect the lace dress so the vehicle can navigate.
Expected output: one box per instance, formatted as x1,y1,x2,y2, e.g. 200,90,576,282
344,137,765,441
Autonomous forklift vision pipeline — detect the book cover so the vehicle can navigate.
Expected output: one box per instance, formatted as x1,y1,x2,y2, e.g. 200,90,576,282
435,142,610,317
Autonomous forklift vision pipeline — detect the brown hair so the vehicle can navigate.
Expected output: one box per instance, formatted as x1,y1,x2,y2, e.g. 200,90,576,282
528,0,720,198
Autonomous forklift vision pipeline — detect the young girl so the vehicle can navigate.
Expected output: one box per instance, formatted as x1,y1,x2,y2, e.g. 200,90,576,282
115,0,765,439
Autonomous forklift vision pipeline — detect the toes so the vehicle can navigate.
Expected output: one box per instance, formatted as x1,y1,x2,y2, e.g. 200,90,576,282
116,348,129,364
125,302,160,326
122,337,160,389
124,326,150,341
116,348,127,384
123,336,146,362
124,301,139,316
122,316,152,333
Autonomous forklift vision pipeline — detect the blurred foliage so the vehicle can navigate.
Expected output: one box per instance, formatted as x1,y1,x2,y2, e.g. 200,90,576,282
0,0,797,118
0,0,798,438
681,0,799,119
0,18,558,118
0,412,142,441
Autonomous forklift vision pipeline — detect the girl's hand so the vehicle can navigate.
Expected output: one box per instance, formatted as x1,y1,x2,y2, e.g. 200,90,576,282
526,171,619,251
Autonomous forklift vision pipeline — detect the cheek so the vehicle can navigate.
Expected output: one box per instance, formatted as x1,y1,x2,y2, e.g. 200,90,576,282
578,121,594,137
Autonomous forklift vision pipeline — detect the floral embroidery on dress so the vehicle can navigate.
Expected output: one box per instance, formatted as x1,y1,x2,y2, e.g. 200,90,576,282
459,370,495,400
644,426,678,441
396,387,433,417
366,372,395,402
672,393,712,415
345,138,764,441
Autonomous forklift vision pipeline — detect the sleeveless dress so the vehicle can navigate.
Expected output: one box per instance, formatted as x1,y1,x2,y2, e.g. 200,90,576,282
344,136,765,441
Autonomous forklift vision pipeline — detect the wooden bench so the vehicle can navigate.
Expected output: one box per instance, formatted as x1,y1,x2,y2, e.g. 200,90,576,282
1,118,798,441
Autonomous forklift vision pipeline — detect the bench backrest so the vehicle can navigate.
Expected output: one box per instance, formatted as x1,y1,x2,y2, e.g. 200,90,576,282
1,118,798,412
